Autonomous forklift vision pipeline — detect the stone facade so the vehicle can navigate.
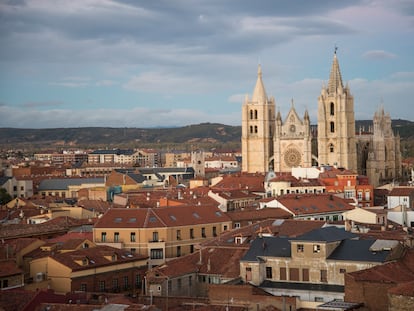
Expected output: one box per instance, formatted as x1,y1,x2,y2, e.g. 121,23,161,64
242,52,401,187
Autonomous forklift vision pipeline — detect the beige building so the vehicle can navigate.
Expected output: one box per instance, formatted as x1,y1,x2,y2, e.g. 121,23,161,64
242,51,401,187
29,245,148,294
93,205,232,267
240,226,404,306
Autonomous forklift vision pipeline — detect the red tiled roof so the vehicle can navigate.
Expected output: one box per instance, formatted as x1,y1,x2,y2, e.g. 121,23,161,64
211,173,265,192
225,207,291,222
276,193,354,215
347,248,414,283
0,260,22,277
50,245,147,271
150,246,247,279
95,205,231,229
388,280,414,296
389,187,414,196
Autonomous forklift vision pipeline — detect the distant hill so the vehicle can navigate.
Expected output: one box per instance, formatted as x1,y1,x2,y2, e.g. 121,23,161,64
1,120,414,155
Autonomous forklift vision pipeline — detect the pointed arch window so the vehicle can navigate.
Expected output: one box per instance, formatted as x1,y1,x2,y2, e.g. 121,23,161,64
250,110,253,120
330,122,335,133
329,144,334,153
330,102,335,116
254,126,258,133
250,126,253,134
254,110,258,119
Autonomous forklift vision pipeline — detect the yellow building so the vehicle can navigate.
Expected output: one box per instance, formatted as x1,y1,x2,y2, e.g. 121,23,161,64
93,205,232,267
29,245,148,294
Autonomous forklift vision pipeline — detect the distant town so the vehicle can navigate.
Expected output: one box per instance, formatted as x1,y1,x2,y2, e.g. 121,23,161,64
1,52,414,311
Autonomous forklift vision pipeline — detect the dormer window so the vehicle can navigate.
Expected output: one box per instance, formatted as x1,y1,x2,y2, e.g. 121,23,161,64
297,244,304,253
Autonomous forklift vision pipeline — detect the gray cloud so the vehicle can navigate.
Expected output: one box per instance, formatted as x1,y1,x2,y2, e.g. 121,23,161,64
362,50,397,60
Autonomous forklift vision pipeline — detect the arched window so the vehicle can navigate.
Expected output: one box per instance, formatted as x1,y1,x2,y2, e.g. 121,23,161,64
330,122,335,133
254,110,258,119
329,144,334,153
250,126,253,134
254,126,258,133
330,102,335,116
250,110,253,119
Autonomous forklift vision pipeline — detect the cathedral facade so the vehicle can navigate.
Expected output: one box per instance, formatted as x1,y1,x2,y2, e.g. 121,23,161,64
241,52,401,187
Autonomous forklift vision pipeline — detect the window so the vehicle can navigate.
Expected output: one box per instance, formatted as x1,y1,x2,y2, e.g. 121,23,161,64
212,226,217,237
101,232,106,242
234,223,241,229
177,278,182,290
320,269,328,282
131,248,136,253
201,227,206,238
330,121,335,133
189,275,192,286
339,268,346,274
190,244,194,253
152,231,159,242
265,266,272,279
190,228,194,239
223,225,228,231
113,278,119,290
130,232,136,242
176,230,181,240
2,280,8,288
330,102,335,115
250,125,253,134
114,232,119,242
315,297,324,302
280,267,287,280
80,283,87,292
289,268,299,281
177,246,181,257
297,244,304,253
357,192,363,200
254,110,258,119
168,280,172,293
124,276,129,290
150,248,163,259
246,267,252,281
135,274,141,288
99,281,106,292
329,143,334,153
313,244,321,253
302,268,309,281
254,125,258,133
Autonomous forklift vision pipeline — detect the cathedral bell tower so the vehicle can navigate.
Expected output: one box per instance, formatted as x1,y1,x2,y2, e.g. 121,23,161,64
317,50,357,171
242,65,275,173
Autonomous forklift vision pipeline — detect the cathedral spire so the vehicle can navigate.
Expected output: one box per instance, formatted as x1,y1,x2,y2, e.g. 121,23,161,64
328,49,344,94
252,64,268,103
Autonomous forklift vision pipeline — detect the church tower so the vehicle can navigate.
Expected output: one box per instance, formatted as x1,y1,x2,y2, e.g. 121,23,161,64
242,65,275,173
317,51,357,171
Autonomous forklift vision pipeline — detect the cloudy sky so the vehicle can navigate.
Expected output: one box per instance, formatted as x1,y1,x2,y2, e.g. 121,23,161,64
1,0,413,128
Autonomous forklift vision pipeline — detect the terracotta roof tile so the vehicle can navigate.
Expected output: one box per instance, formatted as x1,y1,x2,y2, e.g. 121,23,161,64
95,205,231,229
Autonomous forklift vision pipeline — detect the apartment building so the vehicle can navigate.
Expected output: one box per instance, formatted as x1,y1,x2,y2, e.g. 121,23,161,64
240,226,403,306
93,205,232,267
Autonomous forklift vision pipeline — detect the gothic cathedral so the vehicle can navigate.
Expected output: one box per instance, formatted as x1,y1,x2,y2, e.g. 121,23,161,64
241,51,401,187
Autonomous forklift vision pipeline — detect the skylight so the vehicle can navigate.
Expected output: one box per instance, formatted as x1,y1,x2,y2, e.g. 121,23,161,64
149,216,157,222
193,212,200,219
169,214,177,221
128,217,137,222
114,217,122,222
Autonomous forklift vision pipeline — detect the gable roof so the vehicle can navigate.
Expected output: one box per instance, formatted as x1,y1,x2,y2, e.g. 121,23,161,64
50,245,147,271
276,193,354,215
94,205,231,229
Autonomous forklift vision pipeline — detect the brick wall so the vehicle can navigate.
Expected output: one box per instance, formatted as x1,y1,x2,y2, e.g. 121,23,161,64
345,274,393,311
